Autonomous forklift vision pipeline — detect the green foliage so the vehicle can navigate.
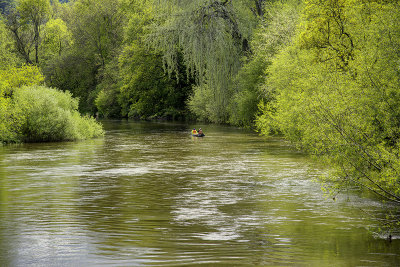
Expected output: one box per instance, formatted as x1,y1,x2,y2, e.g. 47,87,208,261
0,64,44,95
119,41,190,120
149,0,259,123
0,96,20,143
16,0,50,24
94,0,150,119
0,65,103,143
5,0,268,123
228,52,267,127
0,65,44,143
15,0,51,64
187,84,216,122
40,18,72,59
95,0,192,120
69,0,124,67
95,58,122,118
228,0,301,127
0,0,15,13
12,85,104,142
257,0,400,203
43,0,125,114
0,15,19,69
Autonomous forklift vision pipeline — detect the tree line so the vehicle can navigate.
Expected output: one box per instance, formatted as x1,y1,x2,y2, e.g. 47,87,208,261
0,0,269,122
1,0,400,225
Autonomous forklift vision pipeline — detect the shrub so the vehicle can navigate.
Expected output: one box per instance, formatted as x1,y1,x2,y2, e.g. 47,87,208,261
0,65,45,143
10,85,104,142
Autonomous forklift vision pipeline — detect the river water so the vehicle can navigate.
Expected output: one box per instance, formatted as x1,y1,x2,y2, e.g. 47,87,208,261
0,120,399,266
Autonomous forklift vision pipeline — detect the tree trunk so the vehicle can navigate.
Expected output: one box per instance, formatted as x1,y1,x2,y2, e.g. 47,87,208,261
34,20,40,64
255,0,264,17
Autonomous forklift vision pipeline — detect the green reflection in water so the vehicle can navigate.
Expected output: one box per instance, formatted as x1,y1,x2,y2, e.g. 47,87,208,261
0,120,399,266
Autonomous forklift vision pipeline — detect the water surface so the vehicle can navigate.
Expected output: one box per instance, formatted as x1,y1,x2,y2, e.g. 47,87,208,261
1,120,399,266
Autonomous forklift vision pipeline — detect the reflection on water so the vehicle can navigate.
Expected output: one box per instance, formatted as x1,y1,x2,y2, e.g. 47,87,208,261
0,120,399,266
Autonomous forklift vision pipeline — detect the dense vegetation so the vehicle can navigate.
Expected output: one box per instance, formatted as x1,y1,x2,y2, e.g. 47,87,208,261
1,0,399,226
0,0,104,143
256,0,400,206
0,64,104,143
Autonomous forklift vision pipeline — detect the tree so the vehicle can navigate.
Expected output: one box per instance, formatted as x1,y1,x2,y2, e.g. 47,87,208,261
0,64,104,143
256,0,400,206
0,14,19,69
7,0,51,64
68,0,124,69
149,0,260,122
118,41,192,120
40,18,72,59
45,0,125,113
228,0,300,127
103,0,192,120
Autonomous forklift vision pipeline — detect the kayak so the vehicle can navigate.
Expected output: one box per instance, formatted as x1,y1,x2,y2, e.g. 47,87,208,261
192,133,205,137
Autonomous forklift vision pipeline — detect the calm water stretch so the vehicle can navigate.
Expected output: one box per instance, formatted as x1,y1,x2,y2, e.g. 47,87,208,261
0,120,399,266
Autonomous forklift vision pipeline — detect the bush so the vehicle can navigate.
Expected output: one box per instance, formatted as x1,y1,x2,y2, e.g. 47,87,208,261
10,85,104,143
0,65,45,143
0,96,22,143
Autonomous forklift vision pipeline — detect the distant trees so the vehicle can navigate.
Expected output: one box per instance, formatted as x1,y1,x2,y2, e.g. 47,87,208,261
1,0,271,121
5,0,51,64
0,14,18,68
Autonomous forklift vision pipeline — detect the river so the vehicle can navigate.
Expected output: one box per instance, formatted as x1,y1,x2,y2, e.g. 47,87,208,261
0,120,399,266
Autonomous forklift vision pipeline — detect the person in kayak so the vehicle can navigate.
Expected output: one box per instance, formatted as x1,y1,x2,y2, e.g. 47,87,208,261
198,128,203,135
192,128,198,135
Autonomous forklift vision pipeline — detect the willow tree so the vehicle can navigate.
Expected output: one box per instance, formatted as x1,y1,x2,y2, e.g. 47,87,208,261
149,0,261,122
